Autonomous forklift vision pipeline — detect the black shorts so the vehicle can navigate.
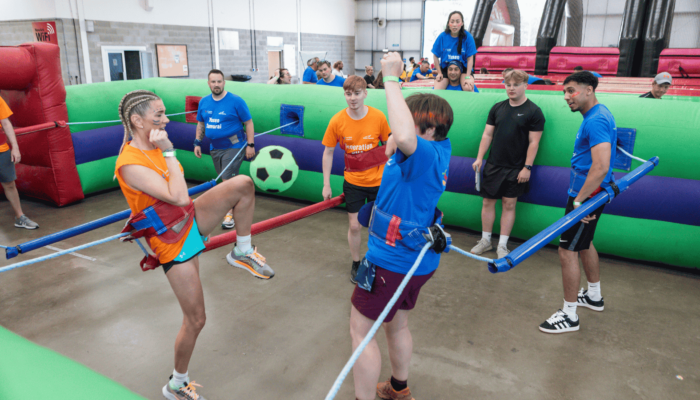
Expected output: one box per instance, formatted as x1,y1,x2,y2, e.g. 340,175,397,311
343,180,379,214
559,196,605,252
480,163,528,199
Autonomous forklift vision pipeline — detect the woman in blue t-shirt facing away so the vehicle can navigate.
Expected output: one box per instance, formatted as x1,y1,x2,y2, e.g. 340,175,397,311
431,10,478,92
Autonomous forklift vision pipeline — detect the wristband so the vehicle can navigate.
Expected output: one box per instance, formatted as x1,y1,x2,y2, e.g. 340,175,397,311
247,142,255,148
383,76,400,83
193,139,202,147
573,201,582,206
163,150,176,158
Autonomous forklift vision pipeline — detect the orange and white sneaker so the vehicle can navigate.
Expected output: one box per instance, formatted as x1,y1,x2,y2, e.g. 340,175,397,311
377,379,415,400
162,379,206,400
226,245,275,279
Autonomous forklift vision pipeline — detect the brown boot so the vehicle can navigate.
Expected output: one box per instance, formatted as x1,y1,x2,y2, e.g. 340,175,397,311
376,379,415,400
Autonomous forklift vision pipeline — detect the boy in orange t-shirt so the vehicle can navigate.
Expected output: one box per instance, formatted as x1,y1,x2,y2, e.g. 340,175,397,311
321,75,391,283
0,96,39,229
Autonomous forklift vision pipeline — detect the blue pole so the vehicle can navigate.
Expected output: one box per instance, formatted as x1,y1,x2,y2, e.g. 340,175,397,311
488,157,659,273
6,180,216,259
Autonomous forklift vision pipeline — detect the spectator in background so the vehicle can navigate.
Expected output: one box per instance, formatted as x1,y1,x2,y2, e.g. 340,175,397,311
364,66,376,89
333,61,346,78
445,60,479,92
373,71,385,89
480,67,489,74
640,72,672,99
267,68,292,84
303,57,320,84
317,61,346,87
0,96,39,229
574,66,602,78
432,10,478,91
471,69,545,258
409,60,433,82
406,57,417,76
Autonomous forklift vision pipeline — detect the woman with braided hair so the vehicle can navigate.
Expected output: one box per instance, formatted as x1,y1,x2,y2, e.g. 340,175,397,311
114,90,274,400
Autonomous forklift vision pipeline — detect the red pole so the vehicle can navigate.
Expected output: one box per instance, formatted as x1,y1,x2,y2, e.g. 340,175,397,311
204,194,345,252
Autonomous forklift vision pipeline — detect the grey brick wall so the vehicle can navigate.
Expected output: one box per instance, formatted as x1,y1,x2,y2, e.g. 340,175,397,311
1,19,355,85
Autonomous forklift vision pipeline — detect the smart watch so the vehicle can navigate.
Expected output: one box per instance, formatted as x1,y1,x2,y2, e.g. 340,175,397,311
247,142,255,148
524,165,532,170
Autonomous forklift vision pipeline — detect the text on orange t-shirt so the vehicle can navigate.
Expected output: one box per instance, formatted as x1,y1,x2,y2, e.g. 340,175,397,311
322,106,391,187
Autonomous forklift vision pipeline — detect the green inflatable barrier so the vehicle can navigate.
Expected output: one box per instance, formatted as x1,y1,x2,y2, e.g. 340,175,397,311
0,326,146,399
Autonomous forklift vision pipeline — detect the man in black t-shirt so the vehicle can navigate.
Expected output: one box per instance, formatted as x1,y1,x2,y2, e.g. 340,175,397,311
639,72,672,99
471,69,545,258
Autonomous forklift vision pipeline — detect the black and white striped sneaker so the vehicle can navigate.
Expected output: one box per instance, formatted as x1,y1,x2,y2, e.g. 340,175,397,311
539,309,580,334
577,288,604,311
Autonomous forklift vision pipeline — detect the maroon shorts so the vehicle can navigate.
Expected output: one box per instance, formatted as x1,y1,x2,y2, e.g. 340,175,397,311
351,266,435,323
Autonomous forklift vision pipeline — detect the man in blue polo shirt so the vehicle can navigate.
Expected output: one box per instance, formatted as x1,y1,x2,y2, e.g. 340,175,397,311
409,60,433,82
302,57,320,84
539,71,617,334
316,61,345,87
349,52,453,400
195,69,256,229
445,60,479,92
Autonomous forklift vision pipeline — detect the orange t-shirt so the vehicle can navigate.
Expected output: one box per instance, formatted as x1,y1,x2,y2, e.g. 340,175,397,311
0,96,13,152
322,106,391,187
115,143,192,264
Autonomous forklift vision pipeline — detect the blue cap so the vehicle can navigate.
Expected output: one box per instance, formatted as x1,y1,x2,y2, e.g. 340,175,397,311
446,60,463,69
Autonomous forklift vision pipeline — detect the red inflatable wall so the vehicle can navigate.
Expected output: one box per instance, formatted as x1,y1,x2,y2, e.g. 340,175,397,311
547,47,619,76
475,46,537,74
657,49,700,78
0,43,83,206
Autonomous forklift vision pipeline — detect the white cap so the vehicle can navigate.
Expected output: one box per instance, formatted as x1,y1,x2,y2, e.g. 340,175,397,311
654,72,672,85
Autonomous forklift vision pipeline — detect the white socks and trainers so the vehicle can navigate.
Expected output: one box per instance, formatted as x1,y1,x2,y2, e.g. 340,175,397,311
562,300,578,321
169,369,189,389
587,281,602,301
482,232,492,241
236,234,252,253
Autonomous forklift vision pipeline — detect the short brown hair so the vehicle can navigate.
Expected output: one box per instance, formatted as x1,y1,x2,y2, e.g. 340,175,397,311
208,69,225,79
405,93,453,141
504,69,528,85
318,60,330,69
343,75,367,92
333,61,343,69
502,68,514,76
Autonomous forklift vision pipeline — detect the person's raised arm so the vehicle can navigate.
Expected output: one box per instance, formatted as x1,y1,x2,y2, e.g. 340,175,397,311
267,70,281,84
121,129,190,207
472,124,494,172
321,146,334,200
381,52,417,156
0,118,20,164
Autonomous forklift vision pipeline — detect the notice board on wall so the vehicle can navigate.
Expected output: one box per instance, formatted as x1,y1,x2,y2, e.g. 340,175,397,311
156,44,189,77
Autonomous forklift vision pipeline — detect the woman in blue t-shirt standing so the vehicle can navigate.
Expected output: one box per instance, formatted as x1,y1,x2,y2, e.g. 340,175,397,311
431,11,478,91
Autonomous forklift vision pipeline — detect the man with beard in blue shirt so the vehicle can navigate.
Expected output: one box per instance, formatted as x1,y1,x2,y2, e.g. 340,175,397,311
539,71,617,334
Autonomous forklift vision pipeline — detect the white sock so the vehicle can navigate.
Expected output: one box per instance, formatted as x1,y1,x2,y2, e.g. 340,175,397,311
563,301,578,321
587,281,602,301
482,231,492,241
237,234,252,253
498,235,509,247
169,369,188,389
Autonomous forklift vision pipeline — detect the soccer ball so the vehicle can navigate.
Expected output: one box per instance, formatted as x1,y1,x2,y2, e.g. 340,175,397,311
250,146,299,193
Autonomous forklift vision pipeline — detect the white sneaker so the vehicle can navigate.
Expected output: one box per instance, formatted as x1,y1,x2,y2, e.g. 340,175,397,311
496,244,510,258
470,238,492,255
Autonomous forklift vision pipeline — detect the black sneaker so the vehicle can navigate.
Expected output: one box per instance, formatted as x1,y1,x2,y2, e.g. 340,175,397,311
350,260,360,284
539,309,580,334
577,288,604,311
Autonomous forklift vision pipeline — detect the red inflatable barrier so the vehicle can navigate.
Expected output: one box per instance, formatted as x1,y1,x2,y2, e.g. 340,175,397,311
0,43,83,206
657,48,700,78
475,46,537,74
548,47,619,76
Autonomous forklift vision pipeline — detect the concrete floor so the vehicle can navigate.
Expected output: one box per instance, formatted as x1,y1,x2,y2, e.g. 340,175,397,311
1,188,699,400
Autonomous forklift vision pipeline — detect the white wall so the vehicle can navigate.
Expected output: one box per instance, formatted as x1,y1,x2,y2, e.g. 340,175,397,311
2,0,355,36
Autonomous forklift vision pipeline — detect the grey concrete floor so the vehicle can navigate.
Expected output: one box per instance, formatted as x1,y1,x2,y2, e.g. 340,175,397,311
1,188,699,400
